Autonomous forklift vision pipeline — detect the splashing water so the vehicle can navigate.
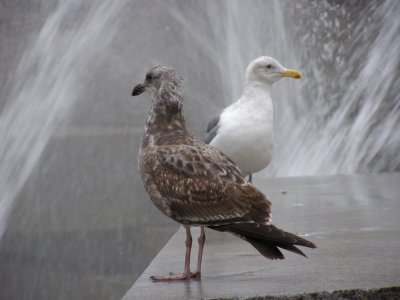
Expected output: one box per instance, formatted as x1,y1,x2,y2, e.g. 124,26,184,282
269,0,400,176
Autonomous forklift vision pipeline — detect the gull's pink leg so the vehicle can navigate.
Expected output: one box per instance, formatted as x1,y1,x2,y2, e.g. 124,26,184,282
194,226,206,277
150,226,198,281
183,226,192,276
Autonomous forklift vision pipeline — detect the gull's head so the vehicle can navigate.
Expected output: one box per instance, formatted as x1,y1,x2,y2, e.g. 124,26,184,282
132,65,183,97
245,56,302,86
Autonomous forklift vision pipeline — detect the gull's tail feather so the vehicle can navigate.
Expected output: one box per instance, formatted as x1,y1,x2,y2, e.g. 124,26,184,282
209,223,316,260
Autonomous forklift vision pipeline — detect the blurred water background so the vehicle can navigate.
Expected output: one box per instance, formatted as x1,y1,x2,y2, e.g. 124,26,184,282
0,0,399,299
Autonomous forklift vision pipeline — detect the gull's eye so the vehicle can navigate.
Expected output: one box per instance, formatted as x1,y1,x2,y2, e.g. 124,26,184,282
266,64,273,69
146,72,156,80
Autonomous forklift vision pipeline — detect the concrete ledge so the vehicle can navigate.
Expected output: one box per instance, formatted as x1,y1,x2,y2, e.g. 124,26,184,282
123,173,400,299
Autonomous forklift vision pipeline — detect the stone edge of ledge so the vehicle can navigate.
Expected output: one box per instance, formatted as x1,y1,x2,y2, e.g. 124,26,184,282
206,286,400,300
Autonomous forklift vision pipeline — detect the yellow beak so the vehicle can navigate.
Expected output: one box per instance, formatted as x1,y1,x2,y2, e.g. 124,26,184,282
281,69,302,79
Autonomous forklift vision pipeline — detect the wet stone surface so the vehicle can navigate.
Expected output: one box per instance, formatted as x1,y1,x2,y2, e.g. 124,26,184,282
123,173,400,300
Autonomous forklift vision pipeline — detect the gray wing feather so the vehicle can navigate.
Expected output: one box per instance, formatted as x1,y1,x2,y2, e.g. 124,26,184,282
204,115,220,144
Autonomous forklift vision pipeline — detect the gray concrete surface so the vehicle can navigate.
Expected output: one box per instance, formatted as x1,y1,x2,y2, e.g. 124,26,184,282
123,173,400,300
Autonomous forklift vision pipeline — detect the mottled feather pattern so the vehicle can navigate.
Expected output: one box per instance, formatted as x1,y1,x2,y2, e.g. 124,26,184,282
153,163,271,225
156,143,244,181
141,137,271,225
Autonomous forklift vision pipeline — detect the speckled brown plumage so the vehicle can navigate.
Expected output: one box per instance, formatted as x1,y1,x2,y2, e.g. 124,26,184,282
132,66,316,281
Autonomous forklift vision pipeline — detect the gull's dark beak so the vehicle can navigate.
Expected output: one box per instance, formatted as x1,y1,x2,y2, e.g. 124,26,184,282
132,83,146,96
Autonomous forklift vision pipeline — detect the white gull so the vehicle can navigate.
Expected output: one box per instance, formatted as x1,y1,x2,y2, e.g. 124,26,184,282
205,56,302,182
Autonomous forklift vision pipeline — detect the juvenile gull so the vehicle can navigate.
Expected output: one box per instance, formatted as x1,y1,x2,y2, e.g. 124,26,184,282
205,56,302,182
132,66,315,281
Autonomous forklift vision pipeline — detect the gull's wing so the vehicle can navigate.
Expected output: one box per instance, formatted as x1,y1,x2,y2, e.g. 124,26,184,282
204,115,220,144
149,143,271,226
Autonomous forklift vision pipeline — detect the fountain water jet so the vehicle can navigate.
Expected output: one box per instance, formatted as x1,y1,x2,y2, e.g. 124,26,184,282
269,0,400,176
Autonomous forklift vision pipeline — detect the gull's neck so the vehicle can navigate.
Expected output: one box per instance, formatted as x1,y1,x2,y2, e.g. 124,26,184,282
242,81,272,102
141,85,187,149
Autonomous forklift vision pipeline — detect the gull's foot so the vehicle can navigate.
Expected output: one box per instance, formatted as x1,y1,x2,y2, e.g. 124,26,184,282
150,271,200,281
